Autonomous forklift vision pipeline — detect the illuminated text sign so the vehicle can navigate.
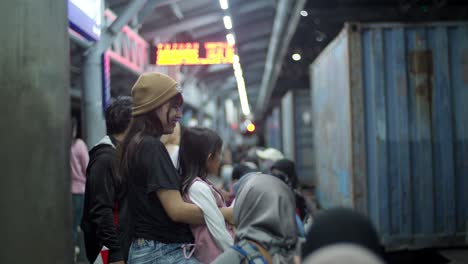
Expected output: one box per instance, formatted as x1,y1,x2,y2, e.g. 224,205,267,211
156,42,234,65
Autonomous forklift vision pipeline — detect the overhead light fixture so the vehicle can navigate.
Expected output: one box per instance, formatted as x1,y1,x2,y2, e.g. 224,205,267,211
231,54,250,115
219,0,228,10
300,10,308,17
234,65,243,79
226,33,235,45
315,30,326,42
223,16,232,30
292,53,301,61
237,78,251,116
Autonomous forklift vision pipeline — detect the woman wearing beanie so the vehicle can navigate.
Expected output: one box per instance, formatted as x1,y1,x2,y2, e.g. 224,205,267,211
118,73,213,264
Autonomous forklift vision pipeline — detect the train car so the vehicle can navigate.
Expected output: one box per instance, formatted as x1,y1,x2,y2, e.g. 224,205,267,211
309,22,468,249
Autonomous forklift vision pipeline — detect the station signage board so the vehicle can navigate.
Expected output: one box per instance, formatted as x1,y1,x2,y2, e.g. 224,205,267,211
68,0,103,40
155,42,234,65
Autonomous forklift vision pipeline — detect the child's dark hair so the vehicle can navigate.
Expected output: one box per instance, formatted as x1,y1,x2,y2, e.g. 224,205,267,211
178,127,223,195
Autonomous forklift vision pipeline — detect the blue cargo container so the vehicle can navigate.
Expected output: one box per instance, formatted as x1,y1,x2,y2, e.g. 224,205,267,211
309,22,468,249
265,106,282,150
281,89,315,186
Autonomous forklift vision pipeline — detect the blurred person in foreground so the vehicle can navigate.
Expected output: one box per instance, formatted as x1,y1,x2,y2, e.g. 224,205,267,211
213,174,298,264
301,208,386,264
81,96,132,264
70,117,89,258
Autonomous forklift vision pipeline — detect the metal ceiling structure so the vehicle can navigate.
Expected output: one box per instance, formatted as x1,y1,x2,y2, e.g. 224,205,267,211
106,0,302,118
105,0,468,120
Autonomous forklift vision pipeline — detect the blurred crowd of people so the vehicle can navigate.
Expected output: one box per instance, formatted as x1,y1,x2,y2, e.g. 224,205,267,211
70,72,389,264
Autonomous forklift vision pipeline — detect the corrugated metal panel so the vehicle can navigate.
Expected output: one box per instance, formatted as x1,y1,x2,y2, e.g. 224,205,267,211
310,29,354,209
280,89,315,186
450,25,468,242
265,106,282,150
310,22,468,249
293,89,315,186
281,91,295,160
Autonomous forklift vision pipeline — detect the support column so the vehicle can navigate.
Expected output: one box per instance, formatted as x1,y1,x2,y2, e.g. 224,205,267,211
82,53,107,146
82,0,148,145
0,0,72,263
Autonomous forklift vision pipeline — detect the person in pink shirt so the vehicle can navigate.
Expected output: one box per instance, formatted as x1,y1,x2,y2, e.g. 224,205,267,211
70,118,89,255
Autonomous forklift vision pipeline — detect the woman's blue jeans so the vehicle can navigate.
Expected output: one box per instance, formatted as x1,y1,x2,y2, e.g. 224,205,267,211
128,238,200,264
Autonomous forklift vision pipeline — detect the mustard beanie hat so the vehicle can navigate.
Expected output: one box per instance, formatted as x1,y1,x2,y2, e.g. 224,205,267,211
131,72,181,116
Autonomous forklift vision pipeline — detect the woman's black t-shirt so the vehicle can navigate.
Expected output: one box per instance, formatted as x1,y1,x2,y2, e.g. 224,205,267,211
127,135,193,243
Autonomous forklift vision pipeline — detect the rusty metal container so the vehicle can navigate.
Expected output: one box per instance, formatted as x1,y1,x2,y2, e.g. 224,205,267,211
309,22,468,249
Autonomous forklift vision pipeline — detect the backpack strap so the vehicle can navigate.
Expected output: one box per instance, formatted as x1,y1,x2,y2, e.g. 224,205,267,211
231,240,270,264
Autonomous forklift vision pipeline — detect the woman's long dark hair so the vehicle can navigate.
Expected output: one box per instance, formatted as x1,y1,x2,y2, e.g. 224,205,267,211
116,109,163,189
116,94,183,188
178,127,223,195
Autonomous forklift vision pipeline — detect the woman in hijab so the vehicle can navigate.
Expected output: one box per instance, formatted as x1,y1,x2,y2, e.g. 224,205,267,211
301,207,386,264
212,174,298,264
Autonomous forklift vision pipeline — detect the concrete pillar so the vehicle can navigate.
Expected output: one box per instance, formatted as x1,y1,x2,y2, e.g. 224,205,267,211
0,1,72,263
82,54,107,146
82,0,147,146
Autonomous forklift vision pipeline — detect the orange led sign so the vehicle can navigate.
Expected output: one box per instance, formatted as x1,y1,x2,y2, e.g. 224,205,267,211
155,42,234,65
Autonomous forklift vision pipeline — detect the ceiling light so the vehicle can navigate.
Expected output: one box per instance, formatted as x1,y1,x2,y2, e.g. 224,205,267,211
219,0,228,10
223,16,232,30
226,33,235,45
231,53,251,116
237,80,250,116
315,30,326,42
292,53,301,61
300,10,308,17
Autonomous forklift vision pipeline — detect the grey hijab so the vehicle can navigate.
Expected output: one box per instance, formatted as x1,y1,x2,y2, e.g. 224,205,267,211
234,174,298,263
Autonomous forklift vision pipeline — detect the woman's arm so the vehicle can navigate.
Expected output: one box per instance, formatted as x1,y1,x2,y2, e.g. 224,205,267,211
220,207,234,225
189,182,234,250
157,189,205,225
